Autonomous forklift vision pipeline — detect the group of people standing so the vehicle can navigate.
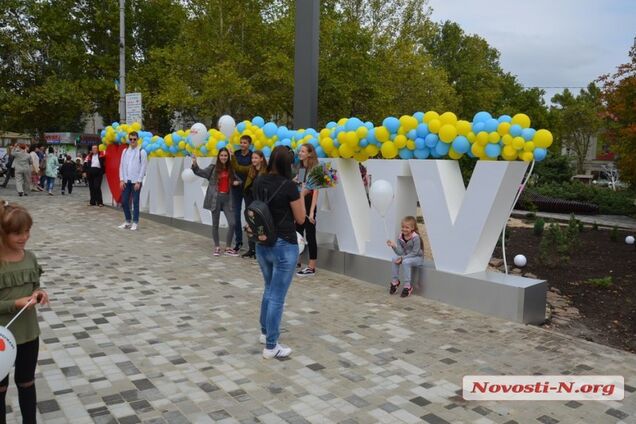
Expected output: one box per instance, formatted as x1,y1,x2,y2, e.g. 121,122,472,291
4,145,60,197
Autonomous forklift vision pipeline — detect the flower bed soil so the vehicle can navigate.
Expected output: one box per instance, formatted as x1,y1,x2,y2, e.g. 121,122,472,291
494,225,636,353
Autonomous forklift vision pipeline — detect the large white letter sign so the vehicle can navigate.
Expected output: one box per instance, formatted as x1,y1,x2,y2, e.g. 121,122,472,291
315,159,370,254
410,160,527,274
140,158,185,217
182,157,212,225
364,159,418,260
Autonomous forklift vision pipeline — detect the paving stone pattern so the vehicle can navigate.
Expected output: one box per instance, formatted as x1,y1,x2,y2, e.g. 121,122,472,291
1,186,635,423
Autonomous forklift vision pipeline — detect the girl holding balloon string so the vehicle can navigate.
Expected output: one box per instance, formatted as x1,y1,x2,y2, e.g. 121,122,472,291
386,216,424,297
0,200,49,423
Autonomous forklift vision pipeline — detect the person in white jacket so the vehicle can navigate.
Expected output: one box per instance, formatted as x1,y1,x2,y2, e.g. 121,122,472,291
117,132,147,231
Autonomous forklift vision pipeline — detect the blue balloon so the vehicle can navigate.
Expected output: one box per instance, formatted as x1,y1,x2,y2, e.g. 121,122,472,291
345,117,363,131
430,146,441,158
252,116,265,127
333,140,340,148
173,133,182,143
100,129,106,137
281,138,292,147
435,142,450,156
414,147,430,159
522,128,536,141
112,122,120,128
274,141,282,147
263,122,278,138
407,129,417,140
534,148,547,161
359,138,369,148
509,124,523,137
416,123,429,138
467,149,475,158
498,115,512,123
367,128,377,143
262,146,272,157
413,111,425,123
197,146,205,154
473,111,492,123
472,122,485,133
309,137,318,147
399,148,414,159
216,140,227,149
424,134,439,148
315,146,326,158
332,127,342,140
415,137,426,150
236,121,246,133
485,143,501,158
277,126,289,139
383,117,400,133
326,121,337,129
364,121,374,129
484,118,499,133
390,134,396,141
452,136,470,154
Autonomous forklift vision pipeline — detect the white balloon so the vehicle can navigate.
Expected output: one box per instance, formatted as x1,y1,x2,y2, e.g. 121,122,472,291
513,254,527,268
626,236,635,245
297,232,306,254
181,168,197,183
190,123,208,147
369,180,394,217
0,327,17,381
218,115,236,140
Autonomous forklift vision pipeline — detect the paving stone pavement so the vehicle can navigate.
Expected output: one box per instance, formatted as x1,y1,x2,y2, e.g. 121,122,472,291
1,184,635,424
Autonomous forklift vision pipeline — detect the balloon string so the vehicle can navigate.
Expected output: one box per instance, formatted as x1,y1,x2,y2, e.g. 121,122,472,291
383,217,390,243
6,298,35,329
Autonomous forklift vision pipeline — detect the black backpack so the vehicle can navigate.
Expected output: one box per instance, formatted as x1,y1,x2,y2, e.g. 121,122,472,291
244,179,288,246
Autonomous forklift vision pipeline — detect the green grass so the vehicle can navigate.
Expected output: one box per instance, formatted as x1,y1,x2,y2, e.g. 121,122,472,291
584,276,613,288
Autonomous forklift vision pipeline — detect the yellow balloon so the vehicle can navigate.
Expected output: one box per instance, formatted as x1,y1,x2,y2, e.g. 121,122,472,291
471,143,485,158
320,128,331,139
512,136,525,150
406,140,415,150
502,145,517,161
428,119,441,133
533,129,553,148
131,122,141,131
476,131,489,146
399,115,418,131
337,131,347,143
330,148,340,158
497,122,511,136
440,112,458,126
467,132,476,143
488,132,501,144
321,137,334,152
439,124,457,143
338,118,348,127
211,148,219,157
345,131,359,147
365,144,379,157
353,152,369,162
523,141,535,152
423,111,440,123
165,139,173,147
511,113,531,129
177,130,186,137
448,148,463,160
397,127,406,135
254,140,263,150
457,120,472,135
520,151,534,162
381,142,398,159
356,126,368,139
98,144,106,152
502,134,513,145
375,126,390,143
394,135,407,149
339,143,354,158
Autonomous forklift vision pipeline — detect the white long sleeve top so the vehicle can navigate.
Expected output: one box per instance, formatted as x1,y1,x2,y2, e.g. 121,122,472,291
119,147,148,183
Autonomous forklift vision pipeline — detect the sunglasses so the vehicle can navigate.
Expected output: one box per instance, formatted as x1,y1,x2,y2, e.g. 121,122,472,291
129,137,138,141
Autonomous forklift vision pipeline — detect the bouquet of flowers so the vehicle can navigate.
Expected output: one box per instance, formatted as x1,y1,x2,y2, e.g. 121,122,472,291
304,162,338,190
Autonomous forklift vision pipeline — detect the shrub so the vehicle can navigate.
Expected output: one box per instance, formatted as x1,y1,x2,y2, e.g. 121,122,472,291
610,226,619,242
584,276,613,288
529,182,636,215
592,221,599,231
566,214,581,243
533,154,573,185
534,218,545,236
539,223,571,267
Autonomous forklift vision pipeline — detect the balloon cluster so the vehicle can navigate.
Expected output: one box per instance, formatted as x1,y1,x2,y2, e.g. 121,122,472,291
99,110,553,162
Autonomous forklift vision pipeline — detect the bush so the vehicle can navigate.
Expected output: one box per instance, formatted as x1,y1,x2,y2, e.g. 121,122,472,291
529,182,636,215
539,223,572,267
585,276,613,288
566,214,581,243
534,218,545,236
610,226,619,242
533,155,573,185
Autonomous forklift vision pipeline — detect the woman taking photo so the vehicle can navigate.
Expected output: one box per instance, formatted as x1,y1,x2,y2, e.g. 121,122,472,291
253,146,307,359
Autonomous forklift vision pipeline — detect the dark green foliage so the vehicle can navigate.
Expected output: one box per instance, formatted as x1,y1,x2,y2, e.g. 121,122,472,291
528,182,636,215
610,226,619,242
584,276,613,288
539,223,573,267
533,154,573,185
533,218,545,236
592,221,599,231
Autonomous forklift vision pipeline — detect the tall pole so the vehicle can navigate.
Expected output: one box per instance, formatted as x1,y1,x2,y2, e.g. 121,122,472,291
293,0,319,130
118,0,126,123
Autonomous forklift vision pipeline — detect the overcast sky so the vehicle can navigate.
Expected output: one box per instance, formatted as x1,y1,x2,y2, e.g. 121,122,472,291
426,0,636,104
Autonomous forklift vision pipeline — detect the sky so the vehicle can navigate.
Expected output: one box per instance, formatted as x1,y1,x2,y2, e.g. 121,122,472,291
426,0,636,104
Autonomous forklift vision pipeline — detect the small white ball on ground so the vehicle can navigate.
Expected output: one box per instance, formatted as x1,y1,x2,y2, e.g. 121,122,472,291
626,235,635,245
513,254,527,267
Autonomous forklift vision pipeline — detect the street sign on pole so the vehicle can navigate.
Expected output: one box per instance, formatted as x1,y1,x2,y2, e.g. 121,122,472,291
125,93,142,125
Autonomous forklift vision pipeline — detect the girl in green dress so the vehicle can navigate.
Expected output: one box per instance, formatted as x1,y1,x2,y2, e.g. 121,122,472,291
0,200,49,423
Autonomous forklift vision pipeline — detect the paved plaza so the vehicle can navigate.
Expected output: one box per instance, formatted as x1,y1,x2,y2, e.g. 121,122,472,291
0,185,634,423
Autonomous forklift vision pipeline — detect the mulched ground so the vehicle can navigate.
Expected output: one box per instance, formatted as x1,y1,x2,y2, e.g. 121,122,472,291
494,224,636,353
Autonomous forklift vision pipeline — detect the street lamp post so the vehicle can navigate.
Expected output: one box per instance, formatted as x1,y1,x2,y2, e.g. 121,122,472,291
118,0,126,123
293,0,319,130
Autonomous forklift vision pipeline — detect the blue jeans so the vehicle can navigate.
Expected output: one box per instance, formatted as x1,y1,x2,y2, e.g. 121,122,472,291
232,187,244,247
256,238,299,349
46,176,55,192
121,181,141,223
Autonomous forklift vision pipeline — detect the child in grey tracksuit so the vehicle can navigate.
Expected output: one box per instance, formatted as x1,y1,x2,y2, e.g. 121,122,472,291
387,216,424,297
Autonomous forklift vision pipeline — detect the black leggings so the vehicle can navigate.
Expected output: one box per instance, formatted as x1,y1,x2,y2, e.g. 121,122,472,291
0,338,39,424
296,195,317,261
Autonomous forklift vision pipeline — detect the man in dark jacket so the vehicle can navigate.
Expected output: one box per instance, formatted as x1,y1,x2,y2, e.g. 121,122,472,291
60,155,76,195
1,146,14,188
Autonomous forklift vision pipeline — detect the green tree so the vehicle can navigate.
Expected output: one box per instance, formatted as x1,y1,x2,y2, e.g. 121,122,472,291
550,84,603,174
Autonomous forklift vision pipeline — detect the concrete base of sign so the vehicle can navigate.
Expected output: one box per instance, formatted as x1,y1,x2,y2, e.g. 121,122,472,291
138,211,546,325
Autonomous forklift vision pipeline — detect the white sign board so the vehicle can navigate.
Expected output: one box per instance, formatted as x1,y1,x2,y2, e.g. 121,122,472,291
125,92,143,124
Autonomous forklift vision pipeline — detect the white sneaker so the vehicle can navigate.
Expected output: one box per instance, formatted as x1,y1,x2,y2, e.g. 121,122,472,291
262,343,292,359
130,223,138,231
259,334,266,344
118,222,131,229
